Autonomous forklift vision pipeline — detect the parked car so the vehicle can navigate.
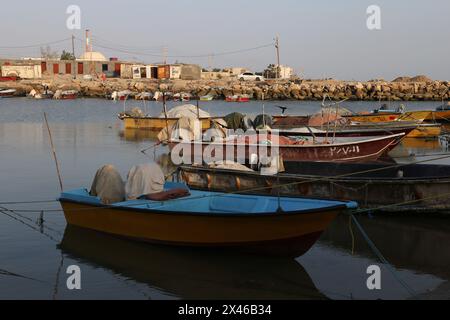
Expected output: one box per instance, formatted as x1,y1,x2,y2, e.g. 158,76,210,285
238,72,264,81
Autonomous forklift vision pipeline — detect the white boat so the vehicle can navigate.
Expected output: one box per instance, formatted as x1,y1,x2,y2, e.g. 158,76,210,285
0,89,16,98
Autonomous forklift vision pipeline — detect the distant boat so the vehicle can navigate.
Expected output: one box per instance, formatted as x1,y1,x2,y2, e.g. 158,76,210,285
112,90,133,101
200,94,214,101
0,89,16,98
0,76,18,82
226,95,250,103
61,90,78,100
134,92,153,100
173,93,192,102
58,182,357,256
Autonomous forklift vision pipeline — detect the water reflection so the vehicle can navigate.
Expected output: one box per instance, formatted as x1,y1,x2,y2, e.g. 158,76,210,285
119,129,160,142
59,225,326,300
321,214,450,279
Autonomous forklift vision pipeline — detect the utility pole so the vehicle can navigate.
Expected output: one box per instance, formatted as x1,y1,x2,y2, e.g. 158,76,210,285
275,35,280,79
162,46,168,64
71,34,76,79
208,54,214,71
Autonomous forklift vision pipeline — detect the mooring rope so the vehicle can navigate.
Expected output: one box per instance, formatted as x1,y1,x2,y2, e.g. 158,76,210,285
348,213,417,298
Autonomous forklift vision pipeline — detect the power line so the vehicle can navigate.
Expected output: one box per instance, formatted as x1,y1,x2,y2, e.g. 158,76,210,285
0,38,72,49
74,36,274,59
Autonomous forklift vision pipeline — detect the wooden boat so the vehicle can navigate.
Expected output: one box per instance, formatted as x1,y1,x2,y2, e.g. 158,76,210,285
406,123,442,138
200,95,214,101
169,133,406,163
179,162,450,212
345,110,432,123
134,92,153,100
173,93,192,102
0,76,18,82
0,89,16,98
60,90,78,100
119,115,216,131
276,125,417,138
226,95,250,103
278,123,440,139
58,182,357,256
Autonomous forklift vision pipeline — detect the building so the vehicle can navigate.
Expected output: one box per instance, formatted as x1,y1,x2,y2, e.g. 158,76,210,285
1,63,42,79
0,55,201,80
264,64,294,79
120,63,201,80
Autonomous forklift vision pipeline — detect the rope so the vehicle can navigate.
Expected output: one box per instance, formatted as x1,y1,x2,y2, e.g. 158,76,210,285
349,213,417,297
348,216,355,255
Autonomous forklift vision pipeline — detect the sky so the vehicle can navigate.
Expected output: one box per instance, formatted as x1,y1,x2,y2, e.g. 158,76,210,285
0,0,449,80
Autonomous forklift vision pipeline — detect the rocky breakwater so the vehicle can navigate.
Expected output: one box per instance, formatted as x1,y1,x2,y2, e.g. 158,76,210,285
2,75,449,101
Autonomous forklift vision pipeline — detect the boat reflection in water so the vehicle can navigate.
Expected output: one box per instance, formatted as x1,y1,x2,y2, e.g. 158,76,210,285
321,214,450,279
119,129,160,142
59,225,326,300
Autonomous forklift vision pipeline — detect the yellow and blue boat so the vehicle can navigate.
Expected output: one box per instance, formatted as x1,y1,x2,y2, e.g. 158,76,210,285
59,182,357,256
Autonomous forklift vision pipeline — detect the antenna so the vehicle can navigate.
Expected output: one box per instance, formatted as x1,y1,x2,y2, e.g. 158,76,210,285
275,35,280,79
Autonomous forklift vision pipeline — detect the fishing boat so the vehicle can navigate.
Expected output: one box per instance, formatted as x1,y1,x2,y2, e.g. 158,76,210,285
226,95,250,103
120,115,216,131
277,123,441,139
118,104,219,131
0,76,18,82
58,182,357,256
61,90,78,100
345,110,433,123
200,94,214,101
169,133,406,163
405,123,442,138
0,88,16,98
173,93,192,102
112,90,133,101
179,162,450,213
134,92,153,100
276,124,417,138
433,103,450,122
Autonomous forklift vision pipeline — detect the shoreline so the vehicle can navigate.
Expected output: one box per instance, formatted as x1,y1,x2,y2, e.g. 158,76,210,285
1,76,449,102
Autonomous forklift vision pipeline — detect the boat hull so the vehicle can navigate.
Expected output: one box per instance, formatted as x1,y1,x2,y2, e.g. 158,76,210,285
121,116,215,131
408,124,442,138
59,200,340,256
180,163,450,213
345,111,432,123
169,134,404,163
277,126,416,138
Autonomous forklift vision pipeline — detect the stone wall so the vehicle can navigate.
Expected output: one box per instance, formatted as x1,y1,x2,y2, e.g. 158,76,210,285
2,76,449,101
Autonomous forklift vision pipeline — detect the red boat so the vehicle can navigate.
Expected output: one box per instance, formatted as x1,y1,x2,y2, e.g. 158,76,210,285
169,133,405,163
0,76,18,82
226,95,250,103
61,90,78,100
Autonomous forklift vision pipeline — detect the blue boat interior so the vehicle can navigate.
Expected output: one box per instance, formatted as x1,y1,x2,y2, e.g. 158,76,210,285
59,182,358,215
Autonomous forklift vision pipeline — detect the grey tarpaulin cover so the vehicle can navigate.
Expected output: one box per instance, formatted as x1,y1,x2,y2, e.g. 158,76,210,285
125,163,165,200
90,165,125,204
158,104,211,119
157,117,202,142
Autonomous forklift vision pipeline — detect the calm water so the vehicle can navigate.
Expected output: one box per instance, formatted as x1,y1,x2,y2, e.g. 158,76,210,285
0,98,449,300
